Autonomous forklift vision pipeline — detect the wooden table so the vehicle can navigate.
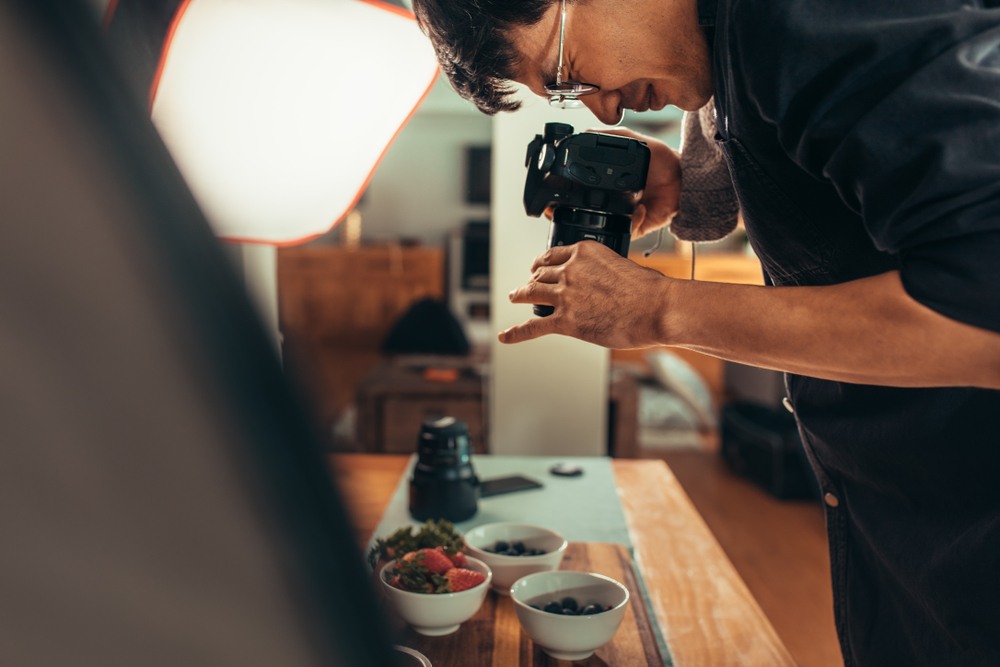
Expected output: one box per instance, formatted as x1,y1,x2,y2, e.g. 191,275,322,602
330,454,796,667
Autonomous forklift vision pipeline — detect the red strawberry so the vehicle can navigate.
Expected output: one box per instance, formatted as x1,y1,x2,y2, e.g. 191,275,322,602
444,567,485,592
447,550,468,568
402,547,454,575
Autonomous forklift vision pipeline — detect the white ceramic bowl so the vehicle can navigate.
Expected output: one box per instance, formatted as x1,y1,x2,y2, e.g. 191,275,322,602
510,570,630,661
392,646,432,667
464,522,568,595
379,556,492,636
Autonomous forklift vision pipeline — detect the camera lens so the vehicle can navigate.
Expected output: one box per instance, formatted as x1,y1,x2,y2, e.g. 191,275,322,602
533,206,633,317
416,416,473,472
523,123,649,318
408,417,479,522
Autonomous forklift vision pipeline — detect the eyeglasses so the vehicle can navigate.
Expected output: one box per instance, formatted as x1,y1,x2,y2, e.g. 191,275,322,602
544,0,599,108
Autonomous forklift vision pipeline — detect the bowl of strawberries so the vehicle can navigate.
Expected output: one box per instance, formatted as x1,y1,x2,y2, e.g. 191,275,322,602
379,546,492,636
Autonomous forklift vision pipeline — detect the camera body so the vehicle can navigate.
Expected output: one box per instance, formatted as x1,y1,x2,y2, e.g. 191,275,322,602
523,122,650,315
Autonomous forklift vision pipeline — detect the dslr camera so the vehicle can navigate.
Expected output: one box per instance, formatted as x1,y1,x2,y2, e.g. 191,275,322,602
523,122,651,316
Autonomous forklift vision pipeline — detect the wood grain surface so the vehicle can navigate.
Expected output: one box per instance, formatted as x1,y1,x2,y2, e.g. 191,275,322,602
614,460,795,667
389,543,665,667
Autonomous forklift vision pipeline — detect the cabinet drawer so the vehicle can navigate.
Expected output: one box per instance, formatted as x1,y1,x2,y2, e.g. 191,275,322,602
380,397,486,454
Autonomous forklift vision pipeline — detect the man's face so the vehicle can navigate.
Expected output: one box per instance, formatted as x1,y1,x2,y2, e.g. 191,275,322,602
506,0,713,124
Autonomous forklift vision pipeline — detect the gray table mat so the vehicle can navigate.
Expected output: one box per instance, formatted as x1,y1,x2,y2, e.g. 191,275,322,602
370,455,630,544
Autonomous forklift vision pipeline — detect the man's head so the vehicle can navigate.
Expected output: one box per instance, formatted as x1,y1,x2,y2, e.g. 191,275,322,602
412,0,713,124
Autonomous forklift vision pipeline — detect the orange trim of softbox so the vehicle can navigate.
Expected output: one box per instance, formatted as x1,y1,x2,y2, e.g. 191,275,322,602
148,0,193,112
359,0,417,20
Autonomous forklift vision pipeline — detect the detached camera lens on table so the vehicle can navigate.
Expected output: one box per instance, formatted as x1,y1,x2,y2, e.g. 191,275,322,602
523,122,651,316
408,416,480,522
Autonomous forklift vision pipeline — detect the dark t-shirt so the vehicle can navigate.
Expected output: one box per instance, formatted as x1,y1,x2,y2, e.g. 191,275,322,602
701,0,1000,664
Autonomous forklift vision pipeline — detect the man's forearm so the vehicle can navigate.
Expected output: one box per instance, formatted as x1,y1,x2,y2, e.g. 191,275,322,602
663,271,1000,389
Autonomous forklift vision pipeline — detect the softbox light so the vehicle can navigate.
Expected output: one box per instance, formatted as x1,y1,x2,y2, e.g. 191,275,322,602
147,0,438,244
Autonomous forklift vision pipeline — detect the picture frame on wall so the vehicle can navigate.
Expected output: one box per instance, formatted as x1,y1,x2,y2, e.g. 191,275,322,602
464,145,491,205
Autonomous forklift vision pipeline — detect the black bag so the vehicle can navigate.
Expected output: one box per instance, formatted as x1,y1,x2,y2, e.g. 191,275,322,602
381,298,470,356
720,401,819,500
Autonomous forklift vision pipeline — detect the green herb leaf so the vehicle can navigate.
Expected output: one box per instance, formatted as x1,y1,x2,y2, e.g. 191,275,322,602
367,519,465,569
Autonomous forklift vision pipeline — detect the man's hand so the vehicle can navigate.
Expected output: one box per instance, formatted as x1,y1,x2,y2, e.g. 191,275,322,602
595,127,681,238
499,241,672,348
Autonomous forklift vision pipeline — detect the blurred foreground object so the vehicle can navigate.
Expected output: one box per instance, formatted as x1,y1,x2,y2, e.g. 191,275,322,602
0,1,400,664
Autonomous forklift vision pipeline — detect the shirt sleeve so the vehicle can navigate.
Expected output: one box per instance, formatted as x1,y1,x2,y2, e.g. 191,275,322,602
748,2,1000,333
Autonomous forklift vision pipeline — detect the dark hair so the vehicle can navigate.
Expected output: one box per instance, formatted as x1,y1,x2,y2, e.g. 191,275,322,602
412,0,554,115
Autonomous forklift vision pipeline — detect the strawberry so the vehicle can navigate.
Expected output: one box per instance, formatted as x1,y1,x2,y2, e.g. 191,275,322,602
444,567,485,592
446,550,468,568
402,547,454,575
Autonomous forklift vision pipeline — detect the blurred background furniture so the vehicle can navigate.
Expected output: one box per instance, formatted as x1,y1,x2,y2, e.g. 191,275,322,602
278,243,444,428
352,356,640,457
277,244,763,453
355,357,488,454
610,250,765,411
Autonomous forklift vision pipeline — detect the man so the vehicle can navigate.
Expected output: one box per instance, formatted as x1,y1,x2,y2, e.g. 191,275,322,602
412,0,1000,664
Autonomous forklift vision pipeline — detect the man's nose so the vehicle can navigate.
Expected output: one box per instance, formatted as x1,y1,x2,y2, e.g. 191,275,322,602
582,94,624,126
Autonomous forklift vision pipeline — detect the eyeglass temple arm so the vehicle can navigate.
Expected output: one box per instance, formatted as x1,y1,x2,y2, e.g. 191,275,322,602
556,0,567,86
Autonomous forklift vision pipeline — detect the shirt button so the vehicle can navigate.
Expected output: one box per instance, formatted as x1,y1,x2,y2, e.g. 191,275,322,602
782,397,794,413
824,492,840,508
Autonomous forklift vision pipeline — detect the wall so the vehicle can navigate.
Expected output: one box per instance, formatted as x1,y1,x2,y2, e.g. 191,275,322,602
489,95,616,456
349,78,492,246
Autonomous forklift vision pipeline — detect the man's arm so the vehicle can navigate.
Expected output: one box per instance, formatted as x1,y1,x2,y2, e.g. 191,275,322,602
501,241,1000,389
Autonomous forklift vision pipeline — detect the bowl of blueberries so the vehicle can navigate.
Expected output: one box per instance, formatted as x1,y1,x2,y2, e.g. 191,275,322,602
463,522,568,595
509,570,630,661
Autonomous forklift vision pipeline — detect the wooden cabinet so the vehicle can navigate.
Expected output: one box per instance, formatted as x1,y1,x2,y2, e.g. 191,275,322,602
278,244,444,345
355,360,488,454
277,244,445,429
355,358,641,457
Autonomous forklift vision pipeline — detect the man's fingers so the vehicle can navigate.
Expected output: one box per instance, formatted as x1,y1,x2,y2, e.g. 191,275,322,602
498,316,557,344
530,244,574,272
630,204,649,237
531,265,561,284
508,281,555,305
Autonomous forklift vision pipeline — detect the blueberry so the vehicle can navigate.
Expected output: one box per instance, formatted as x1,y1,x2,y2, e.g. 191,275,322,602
560,597,579,612
513,542,526,554
561,607,579,615
505,549,520,556
495,541,509,552
543,601,562,614
581,604,603,615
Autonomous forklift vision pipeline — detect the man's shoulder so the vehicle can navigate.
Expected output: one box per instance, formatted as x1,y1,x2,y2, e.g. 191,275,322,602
718,0,982,127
